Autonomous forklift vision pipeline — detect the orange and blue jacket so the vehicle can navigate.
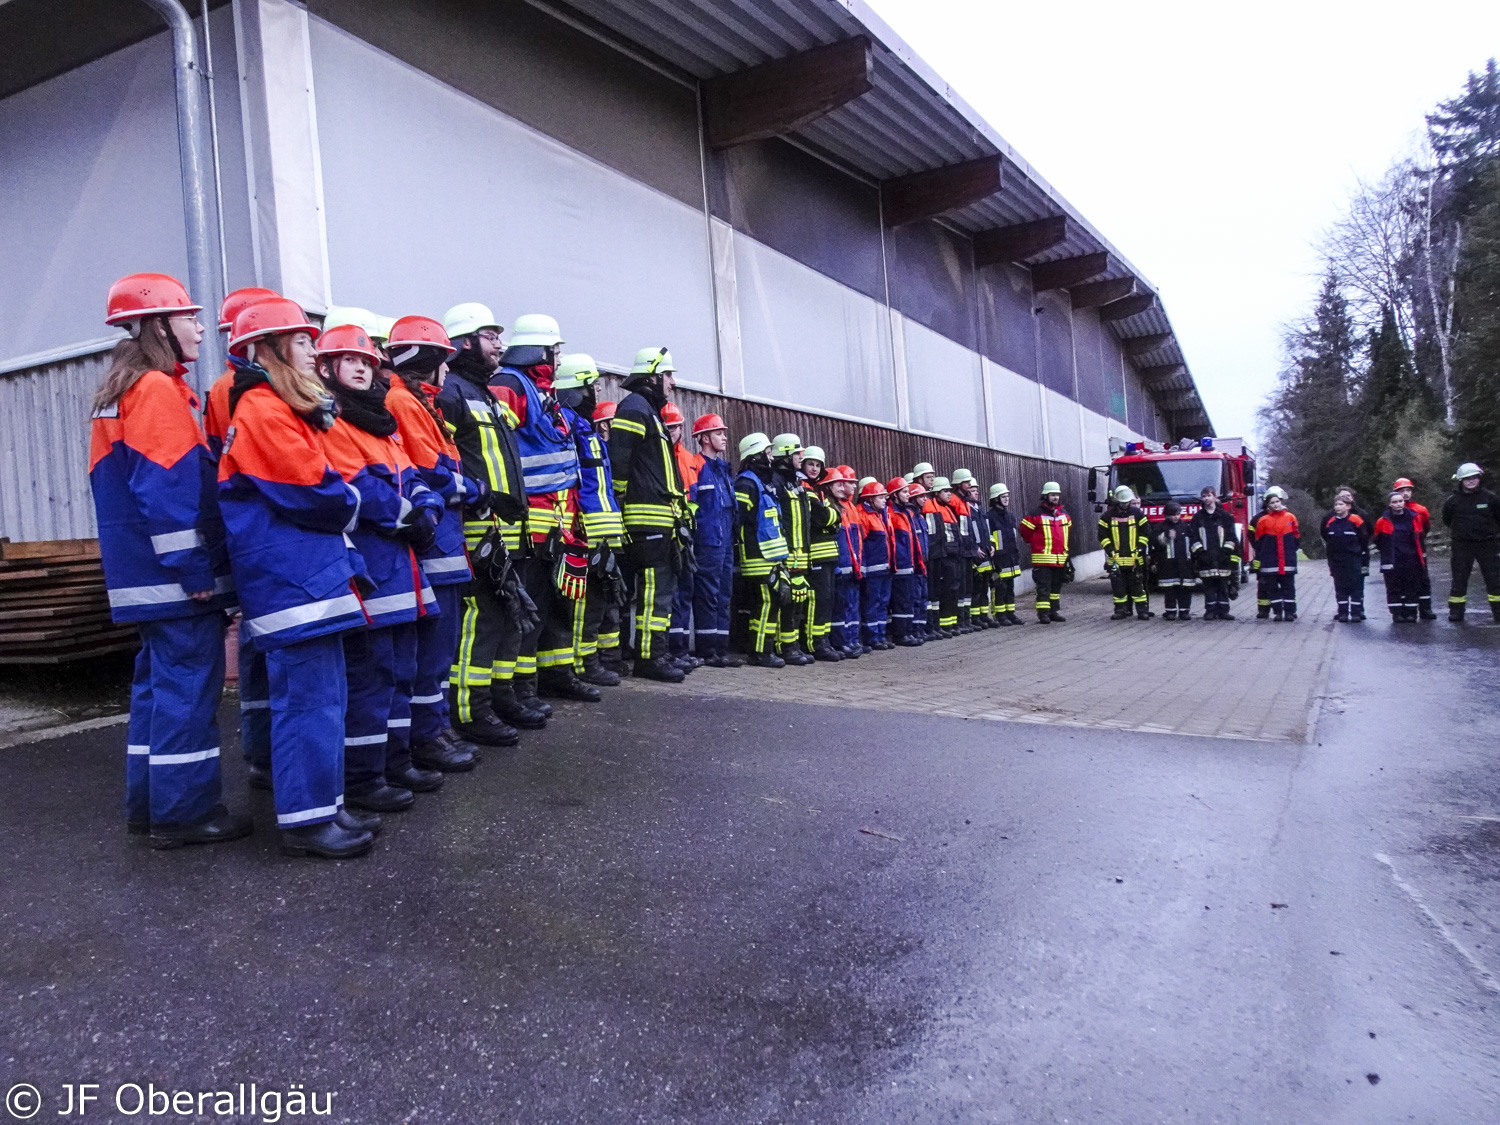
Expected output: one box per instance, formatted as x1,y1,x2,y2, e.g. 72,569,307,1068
1250,509,1300,574
857,503,892,575
835,498,863,578
321,415,442,628
1020,504,1071,566
1373,509,1425,572
387,378,474,587
889,507,924,576
217,381,363,649
89,368,234,623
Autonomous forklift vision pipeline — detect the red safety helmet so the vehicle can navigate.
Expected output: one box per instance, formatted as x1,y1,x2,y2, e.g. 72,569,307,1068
593,400,619,423
218,287,280,333
907,478,928,498
886,477,909,495
692,412,727,436
314,324,382,364
105,272,201,332
386,315,455,358
229,297,319,357
859,479,888,499
1392,477,1415,490
661,402,686,427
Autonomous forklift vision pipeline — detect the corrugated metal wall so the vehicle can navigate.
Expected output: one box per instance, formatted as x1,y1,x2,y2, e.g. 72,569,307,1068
0,351,105,543
601,377,1100,554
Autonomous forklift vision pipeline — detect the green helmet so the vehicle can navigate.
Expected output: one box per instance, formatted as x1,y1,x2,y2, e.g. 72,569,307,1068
933,476,952,492
739,432,772,459
770,433,802,458
1041,481,1061,495
1112,485,1136,503
802,445,827,465
442,302,501,339
323,306,382,336
989,482,1009,500
951,468,975,487
1454,462,1484,481
630,346,675,375
509,313,563,347
912,461,935,478
553,353,601,390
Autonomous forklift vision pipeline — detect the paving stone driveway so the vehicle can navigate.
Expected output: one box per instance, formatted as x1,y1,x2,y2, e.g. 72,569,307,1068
627,571,1341,743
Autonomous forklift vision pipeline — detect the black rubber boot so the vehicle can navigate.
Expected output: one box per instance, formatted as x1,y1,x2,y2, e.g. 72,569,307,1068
412,732,478,772
812,639,845,662
538,668,602,703
578,654,621,687
634,654,686,682
149,805,253,851
386,764,444,793
280,820,374,859
336,807,382,836
1135,604,1154,619
454,714,520,747
513,675,553,718
492,683,547,729
747,650,785,669
345,783,414,813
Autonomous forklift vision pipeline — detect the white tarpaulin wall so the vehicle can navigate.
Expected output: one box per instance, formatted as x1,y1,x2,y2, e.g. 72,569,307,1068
986,359,1045,458
307,17,718,387
732,232,897,424
903,318,985,446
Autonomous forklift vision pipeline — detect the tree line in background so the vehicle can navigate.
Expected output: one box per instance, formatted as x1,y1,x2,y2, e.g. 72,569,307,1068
1260,59,1500,553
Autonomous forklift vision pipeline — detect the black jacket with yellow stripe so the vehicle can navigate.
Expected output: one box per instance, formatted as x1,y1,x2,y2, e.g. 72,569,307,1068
1098,503,1149,567
435,364,526,548
607,391,685,538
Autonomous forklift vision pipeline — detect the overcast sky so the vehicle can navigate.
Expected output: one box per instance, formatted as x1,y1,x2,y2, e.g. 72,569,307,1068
866,0,1500,443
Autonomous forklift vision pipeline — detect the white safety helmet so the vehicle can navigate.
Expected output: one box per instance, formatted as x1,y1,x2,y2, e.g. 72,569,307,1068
509,313,563,347
323,306,382,337
951,468,976,488
912,462,935,478
802,445,827,465
738,432,772,459
630,346,675,375
989,482,1009,500
770,433,803,458
1264,485,1289,501
553,353,601,390
1112,485,1136,504
443,303,502,339
1041,481,1062,495
1454,462,1484,481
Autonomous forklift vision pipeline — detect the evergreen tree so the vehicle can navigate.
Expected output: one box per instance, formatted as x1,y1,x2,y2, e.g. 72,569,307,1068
1260,271,1360,504
1428,58,1500,198
1353,306,1428,502
1453,162,1500,473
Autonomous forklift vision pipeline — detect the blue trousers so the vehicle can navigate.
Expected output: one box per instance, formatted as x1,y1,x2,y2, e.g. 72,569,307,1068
265,633,346,828
861,572,892,646
412,584,461,743
890,572,917,639
343,623,417,791
833,572,860,649
126,613,226,826
668,556,695,655
691,545,733,657
238,616,270,772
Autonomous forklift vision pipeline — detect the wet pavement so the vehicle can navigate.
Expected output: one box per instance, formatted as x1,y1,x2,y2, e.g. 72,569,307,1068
3,591,1500,1123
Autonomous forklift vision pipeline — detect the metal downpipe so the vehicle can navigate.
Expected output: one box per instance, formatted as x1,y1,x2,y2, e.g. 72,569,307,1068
139,0,225,392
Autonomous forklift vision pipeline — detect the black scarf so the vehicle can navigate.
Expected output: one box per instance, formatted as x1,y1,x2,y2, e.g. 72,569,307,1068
228,357,337,432
329,381,398,437
448,344,496,388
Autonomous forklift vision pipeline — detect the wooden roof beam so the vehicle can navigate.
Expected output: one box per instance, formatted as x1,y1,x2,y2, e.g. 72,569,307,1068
1030,252,1109,292
881,156,1004,228
703,37,874,149
1121,333,1174,358
973,216,1069,267
1071,277,1135,310
1098,292,1156,322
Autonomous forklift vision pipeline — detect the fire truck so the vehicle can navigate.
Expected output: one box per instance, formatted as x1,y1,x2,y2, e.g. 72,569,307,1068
1089,436,1260,583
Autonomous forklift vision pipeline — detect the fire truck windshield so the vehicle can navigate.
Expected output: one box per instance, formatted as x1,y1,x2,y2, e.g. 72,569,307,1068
1113,458,1224,501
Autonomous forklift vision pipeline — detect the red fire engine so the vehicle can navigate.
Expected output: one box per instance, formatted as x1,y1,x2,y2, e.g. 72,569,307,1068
1089,437,1260,582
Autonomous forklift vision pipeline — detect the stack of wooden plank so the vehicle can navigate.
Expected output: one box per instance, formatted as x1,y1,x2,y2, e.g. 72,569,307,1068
0,538,137,664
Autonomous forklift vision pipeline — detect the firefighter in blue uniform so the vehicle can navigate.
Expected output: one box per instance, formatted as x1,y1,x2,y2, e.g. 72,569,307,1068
733,432,791,667
856,478,894,650
1374,491,1427,622
553,353,626,686
1320,493,1370,622
90,273,246,848
220,297,377,857
490,314,598,705
687,413,741,667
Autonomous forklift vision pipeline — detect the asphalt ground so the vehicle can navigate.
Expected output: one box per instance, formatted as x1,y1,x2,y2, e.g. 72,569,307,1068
3,574,1500,1123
